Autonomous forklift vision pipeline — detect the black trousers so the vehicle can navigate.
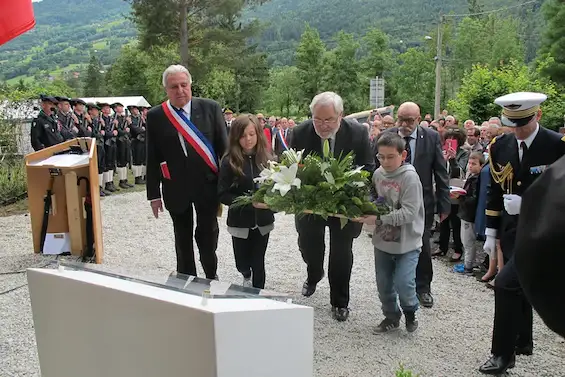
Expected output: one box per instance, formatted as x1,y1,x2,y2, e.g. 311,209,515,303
232,228,270,289
416,214,433,294
491,257,533,356
116,139,131,168
96,143,105,174
295,214,362,308
169,200,219,279
132,139,146,165
104,143,117,171
439,204,463,253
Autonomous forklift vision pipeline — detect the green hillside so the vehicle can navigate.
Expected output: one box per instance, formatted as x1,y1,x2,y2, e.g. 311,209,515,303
0,0,544,82
0,0,136,82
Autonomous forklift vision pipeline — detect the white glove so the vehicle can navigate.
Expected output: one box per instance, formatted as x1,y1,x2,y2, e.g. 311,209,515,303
483,228,497,256
503,194,522,215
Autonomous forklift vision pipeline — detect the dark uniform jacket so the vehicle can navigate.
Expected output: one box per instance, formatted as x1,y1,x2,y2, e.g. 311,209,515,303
91,117,105,145
514,153,565,338
485,126,565,258
31,110,64,151
57,110,75,140
130,115,145,141
75,112,91,138
102,114,116,146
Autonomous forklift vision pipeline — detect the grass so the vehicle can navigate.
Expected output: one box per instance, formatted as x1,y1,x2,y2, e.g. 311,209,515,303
92,40,108,49
0,169,146,218
6,75,35,85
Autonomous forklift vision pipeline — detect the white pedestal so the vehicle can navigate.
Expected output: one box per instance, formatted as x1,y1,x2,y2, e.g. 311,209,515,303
27,269,314,377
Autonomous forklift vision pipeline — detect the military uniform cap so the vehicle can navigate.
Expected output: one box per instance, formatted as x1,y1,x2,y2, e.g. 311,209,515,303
86,102,100,110
39,94,58,104
127,105,140,111
494,92,547,127
111,102,124,109
70,98,86,106
97,102,111,108
55,96,71,103
224,108,233,114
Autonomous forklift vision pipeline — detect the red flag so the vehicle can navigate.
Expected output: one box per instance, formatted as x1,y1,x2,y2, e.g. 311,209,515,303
0,0,36,46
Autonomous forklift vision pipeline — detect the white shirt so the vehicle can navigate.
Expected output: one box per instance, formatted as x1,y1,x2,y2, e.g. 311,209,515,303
517,123,539,162
177,101,192,157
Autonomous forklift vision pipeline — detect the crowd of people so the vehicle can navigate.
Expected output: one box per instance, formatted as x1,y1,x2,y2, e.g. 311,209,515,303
31,63,565,375
30,95,149,196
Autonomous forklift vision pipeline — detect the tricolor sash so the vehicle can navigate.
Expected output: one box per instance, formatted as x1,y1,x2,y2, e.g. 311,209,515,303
278,129,289,151
162,100,219,174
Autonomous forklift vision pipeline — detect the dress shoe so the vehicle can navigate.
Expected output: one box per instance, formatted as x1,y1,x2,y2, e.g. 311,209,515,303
110,182,120,191
332,307,349,322
515,345,533,356
478,354,515,374
417,292,434,308
302,280,317,297
125,180,135,188
119,180,131,189
135,176,146,185
105,182,116,192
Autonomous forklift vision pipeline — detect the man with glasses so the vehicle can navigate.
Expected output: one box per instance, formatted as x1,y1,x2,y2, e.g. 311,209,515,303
384,102,450,308
290,91,374,322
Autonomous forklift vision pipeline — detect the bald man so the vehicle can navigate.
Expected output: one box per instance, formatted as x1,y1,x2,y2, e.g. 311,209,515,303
382,115,395,129
384,102,450,308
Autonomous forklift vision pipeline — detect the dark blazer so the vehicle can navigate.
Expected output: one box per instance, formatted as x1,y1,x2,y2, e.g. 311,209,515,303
290,118,375,173
458,174,479,223
273,127,292,157
146,97,228,214
485,126,565,258
385,126,450,223
217,155,275,228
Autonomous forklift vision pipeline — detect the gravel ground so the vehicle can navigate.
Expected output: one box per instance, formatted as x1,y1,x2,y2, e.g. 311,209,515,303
1,190,564,377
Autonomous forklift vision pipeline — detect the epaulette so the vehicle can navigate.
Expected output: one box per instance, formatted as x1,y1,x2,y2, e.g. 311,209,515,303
561,135,565,142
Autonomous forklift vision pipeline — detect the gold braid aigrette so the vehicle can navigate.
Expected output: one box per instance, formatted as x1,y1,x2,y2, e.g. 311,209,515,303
488,136,514,194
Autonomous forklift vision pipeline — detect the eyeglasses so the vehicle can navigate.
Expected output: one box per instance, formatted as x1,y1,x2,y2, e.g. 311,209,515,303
397,117,417,125
376,154,402,161
313,118,339,126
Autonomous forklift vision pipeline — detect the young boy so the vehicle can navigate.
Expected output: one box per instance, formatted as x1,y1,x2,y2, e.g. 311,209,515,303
359,133,425,334
457,151,486,274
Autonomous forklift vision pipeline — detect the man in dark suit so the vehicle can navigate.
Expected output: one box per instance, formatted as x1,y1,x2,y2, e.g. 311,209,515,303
385,102,450,308
290,91,375,322
146,64,228,280
479,92,565,374
273,117,291,158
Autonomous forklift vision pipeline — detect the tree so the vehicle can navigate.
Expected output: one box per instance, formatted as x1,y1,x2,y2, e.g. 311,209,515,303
448,60,565,130
467,0,484,16
106,45,151,99
200,68,236,106
83,54,104,96
361,28,392,79
389,47,436,115
320,32,364,114
128,0,266,68
264,66,301,116
538,0,565,86
295,25,326,113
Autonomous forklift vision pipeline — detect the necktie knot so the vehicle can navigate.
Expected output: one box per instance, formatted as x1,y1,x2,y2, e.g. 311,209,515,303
520,141,528,151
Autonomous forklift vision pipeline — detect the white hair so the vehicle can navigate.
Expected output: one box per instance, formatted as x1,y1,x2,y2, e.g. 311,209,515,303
162,64,193,87
309,91,344,116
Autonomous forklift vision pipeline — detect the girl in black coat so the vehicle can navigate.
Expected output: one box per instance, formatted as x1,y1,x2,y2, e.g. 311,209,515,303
218,114,275,289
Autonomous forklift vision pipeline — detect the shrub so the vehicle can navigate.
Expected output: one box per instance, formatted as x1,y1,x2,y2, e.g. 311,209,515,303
0,159,27,205
396,364,420,377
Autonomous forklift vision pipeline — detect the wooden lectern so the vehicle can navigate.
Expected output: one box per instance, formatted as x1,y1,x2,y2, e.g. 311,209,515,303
24,138,104,263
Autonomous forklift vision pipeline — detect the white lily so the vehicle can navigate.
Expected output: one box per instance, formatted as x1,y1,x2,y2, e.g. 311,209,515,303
271,163,301,197
345,165,364,177
324,171,335,185
352,181,365,187
254,167,275,183
320,162,330,174
282,149,304,164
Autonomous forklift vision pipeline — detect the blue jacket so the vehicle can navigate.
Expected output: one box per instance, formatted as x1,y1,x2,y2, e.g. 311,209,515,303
474,164,490,237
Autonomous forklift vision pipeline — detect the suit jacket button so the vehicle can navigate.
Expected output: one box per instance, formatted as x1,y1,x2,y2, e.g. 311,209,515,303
517,181,522,186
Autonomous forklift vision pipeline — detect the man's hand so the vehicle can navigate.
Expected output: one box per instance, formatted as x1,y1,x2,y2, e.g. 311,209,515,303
125,127,130,133
440,213,449,222
150,199,163,219
72,113,79,124
113,130,118,136
101,130,105,135
87,126,92,132
113,119,119,126
503,194,522,215
252,202,269,209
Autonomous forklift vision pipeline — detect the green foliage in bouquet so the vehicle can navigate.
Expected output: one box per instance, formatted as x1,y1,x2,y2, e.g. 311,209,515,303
234,139,390,227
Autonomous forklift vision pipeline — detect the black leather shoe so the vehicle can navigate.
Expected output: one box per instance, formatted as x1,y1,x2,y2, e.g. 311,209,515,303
417,292,434,308
332,307,349,322
478,354,516,374
302,280,317,297
515,345,533,356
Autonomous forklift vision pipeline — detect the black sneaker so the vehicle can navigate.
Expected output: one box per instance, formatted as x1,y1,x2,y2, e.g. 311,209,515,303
372,318,400,334
404,311,418,333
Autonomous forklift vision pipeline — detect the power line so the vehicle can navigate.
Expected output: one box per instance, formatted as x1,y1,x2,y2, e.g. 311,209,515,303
443,0,539,18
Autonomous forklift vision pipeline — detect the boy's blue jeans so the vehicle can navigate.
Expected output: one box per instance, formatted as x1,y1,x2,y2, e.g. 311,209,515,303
374,248,420,321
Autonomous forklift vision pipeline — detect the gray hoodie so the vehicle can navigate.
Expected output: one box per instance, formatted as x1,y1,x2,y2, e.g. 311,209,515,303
372,164,425,254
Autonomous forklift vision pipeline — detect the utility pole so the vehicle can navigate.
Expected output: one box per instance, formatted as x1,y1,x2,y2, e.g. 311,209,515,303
434,15,443,119
179,0,189,68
